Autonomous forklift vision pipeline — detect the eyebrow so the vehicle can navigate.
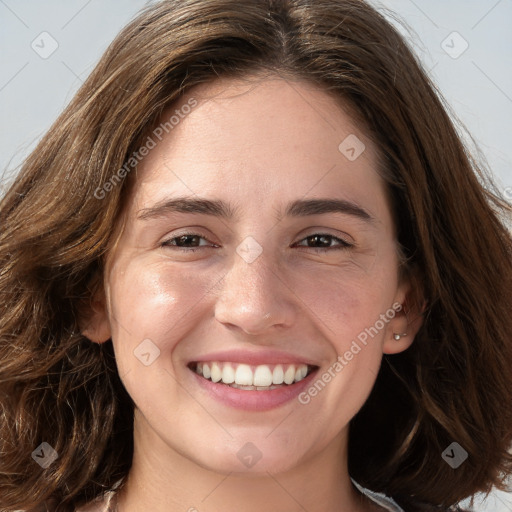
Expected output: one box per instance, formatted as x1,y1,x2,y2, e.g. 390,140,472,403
136,196,374,224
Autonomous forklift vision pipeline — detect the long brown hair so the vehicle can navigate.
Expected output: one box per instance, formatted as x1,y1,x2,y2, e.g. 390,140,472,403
1,1,511,511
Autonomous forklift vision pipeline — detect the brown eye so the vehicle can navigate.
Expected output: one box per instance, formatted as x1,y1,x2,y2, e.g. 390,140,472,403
161,232,216,252
294,233,353,252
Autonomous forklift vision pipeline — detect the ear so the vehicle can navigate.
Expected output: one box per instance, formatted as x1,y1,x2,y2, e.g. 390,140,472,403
383,268,426,355
79,285,112,344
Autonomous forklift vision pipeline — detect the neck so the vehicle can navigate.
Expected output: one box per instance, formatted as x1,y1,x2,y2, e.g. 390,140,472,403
115,409,376,512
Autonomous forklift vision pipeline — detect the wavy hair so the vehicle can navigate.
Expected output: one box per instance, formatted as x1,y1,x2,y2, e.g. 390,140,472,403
0,1,511,511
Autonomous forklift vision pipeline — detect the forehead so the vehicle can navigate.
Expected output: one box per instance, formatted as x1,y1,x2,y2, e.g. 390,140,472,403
127,75,383,211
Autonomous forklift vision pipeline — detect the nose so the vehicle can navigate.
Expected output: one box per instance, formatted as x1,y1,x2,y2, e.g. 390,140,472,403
214,247,296,335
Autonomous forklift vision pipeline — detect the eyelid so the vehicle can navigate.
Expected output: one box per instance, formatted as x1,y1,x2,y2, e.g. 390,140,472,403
163,226,354,242
298,228,355,245
161,230,217,248
160,229,355,252
295,231,354,249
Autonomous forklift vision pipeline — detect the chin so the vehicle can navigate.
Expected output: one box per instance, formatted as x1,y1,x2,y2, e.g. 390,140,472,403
185,436,308,476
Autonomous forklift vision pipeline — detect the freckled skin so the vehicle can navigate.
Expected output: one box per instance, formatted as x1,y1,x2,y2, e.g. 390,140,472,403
84,74,419,512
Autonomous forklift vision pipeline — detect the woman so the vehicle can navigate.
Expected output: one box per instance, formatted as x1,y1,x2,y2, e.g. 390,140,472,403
0,1,511,511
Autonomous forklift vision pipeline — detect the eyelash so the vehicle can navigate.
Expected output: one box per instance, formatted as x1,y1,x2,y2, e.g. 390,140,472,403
160,232,354,253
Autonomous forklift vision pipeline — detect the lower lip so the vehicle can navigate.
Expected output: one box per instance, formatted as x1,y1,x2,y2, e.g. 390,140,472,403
190,368,318,411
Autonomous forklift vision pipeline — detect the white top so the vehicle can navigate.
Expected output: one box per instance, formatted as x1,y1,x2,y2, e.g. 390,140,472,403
352,479,405,512
20,479,405,511
73,480,405,512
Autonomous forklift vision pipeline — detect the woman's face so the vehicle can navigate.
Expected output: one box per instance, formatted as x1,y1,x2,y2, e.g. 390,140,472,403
85,74,415,475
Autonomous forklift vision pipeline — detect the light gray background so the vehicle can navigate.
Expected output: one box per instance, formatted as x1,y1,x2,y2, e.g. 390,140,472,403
0,1,511,511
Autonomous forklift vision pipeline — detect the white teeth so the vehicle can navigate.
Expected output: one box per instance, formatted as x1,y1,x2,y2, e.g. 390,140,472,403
283,365,296,385
272,365,284,384
221,363,235,384
229,383,280,391
230,383,256,390
253,365,273,387
295,366,309,381
235,364,253,386
194,361,311,387
210,362,222,383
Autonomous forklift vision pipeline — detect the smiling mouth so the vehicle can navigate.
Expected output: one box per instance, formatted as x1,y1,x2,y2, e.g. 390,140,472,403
188,361,318,390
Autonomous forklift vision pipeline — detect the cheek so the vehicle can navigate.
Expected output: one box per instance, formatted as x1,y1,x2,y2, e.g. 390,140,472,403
107,258,221,372
289,259,397,347
292,272,393,426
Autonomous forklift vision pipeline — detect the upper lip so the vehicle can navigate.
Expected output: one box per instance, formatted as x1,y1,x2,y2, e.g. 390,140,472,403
189,349,319,367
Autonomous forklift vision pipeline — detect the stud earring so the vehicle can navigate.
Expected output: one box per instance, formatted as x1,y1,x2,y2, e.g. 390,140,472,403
393,333,407,340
